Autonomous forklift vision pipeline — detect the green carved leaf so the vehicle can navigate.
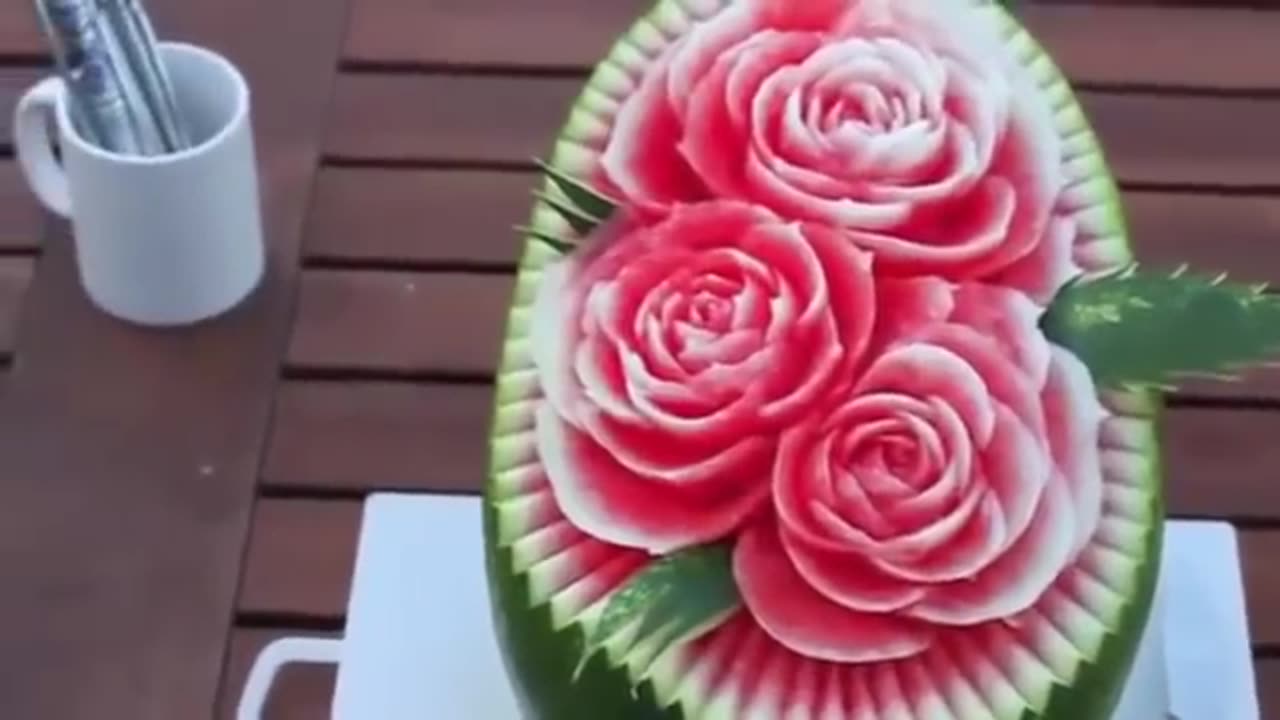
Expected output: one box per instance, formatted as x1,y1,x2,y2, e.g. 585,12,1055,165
536,158,620,223
515,225,575,255
573,543,740,683
532,189,604,237
1042,266,1280,389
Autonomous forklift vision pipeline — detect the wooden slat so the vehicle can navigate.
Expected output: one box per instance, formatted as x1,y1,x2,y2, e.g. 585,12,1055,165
234,496,1280,644
288,269,1280,401
1084,93,1280,189
0,257,34,356
1241,531,1280,649
326,74,579,164
1025,5,1280,91
0,4,43,57
302,171,1280,397
0,160,43,252
238,500,361,618
1163,408,1280,522
1257,659,1280,720
306,168,1280,282
0,0,351,717
261,378,1280,521
263,380,494,493
1121,191,1280,281
343,1,1280,90
217,629,337,720
287,270,514,375
327,74,1280,189
344,0,644,70
305,168,535,266
1,67,45,148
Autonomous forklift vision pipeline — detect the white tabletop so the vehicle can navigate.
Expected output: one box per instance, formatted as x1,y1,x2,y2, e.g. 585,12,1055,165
272,494,1259,720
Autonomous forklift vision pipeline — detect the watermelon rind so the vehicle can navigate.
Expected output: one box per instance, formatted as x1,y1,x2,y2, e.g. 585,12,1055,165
483,500,685,720
1034,406,1163,720
483,1,1164,718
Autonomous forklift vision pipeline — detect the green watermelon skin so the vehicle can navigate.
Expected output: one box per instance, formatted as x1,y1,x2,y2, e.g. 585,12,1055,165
484,499,684,720
482,1,1164,718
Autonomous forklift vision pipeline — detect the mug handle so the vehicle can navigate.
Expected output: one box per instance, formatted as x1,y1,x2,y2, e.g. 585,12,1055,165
13,77,73,218
236,636,342,720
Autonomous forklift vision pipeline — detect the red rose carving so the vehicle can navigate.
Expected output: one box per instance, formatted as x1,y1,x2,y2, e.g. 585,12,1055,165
733,279,1105,662
530,201,877,553
599,0,1068,295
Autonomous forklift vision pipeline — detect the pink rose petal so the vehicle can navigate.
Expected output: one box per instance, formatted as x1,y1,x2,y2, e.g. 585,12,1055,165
856,344,997,446
872,278,956,348
734,521,934,662
667,1,764,118
640,313,688,380
993,213,1081,305
726,31,825,132
574,333,646,424
857,177,1016,270
978,404,1052,547
536,405,770,553
1042,346,1106,555
600,62,707,205
877,473,985,561
950,282,1051,386
581,408,772,485
777,422,897,550
760,0,851,31
876,491,1006,584
909,479,1075,624
758,224,876,421
914,323,1046,440
679,46,752,198
874,400,975,537
530,260,589,424
780,525,927,613
956,74,1062,280
619,346,723,421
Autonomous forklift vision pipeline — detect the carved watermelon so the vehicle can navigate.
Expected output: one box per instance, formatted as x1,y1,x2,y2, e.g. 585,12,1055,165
483,1,1163,718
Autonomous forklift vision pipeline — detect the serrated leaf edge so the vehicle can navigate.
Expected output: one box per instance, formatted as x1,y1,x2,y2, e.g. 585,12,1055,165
514,224,575,255
534,156,621,221
1047,268,1280,390
571,544,738,685
531,189,604,236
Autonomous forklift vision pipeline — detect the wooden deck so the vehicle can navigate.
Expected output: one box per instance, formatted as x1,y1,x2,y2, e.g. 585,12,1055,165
1,1,1279,717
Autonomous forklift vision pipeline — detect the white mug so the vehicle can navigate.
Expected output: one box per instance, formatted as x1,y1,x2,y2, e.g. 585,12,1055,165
13,42,264,327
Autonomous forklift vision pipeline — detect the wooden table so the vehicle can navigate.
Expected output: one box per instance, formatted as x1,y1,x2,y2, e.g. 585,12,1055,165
1,1,1279,718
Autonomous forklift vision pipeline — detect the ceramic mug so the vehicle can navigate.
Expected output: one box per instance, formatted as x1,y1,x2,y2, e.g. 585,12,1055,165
12,42,264,326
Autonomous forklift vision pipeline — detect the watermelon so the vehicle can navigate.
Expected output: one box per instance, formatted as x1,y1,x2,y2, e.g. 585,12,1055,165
483,1,1162,718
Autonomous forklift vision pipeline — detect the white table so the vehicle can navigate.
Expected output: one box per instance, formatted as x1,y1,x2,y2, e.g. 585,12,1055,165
238,494,1259,720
